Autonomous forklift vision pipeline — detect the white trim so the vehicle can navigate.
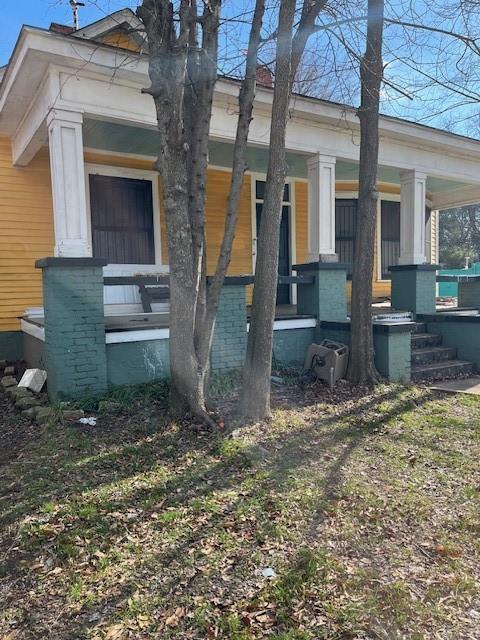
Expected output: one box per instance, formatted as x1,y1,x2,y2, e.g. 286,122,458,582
106,328,169,344
246,317,316,332
251,174,296,302
21,319,45,342
273,318,316,331
73,9,143,42
289,181,297,304
107,316,315,343
84,162,163,266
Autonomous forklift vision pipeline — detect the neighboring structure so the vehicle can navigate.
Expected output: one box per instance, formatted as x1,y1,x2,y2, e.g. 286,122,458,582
1,9,480,385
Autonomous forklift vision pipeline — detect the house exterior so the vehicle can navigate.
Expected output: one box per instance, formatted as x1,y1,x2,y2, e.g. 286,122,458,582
1,9,480,378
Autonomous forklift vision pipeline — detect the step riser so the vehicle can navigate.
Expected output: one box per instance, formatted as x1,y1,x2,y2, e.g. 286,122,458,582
411,348,457,366
412,335,442,349
413,322,427,334
412,363,473,382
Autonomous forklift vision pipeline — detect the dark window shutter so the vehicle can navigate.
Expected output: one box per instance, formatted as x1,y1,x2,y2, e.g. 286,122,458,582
380,200,400,279
335,199,357,277
89,175,155,264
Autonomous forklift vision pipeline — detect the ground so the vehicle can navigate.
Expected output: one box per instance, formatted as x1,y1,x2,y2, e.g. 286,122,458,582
1,380,479,640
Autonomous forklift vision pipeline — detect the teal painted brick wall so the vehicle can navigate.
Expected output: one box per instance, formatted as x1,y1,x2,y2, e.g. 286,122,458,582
107,340,170,386
426,321,480,372
297,268,347,338
0,331,23,361
320,325,412,382
41,265,108,400
211,285,247,373
458,281,480,308
272,327,316,367
391,269,436,315
373,332,411,382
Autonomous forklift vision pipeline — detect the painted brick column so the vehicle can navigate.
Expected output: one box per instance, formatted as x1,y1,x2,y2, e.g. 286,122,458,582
389,264,438,316
295,262,348,340
373,327,412,382
210,280,248,373
458,278,480,308
36,257,108,401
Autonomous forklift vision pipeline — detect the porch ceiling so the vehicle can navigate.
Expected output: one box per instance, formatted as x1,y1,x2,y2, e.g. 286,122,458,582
83,118,471,195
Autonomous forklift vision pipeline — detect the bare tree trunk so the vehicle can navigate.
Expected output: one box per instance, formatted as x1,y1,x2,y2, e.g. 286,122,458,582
138,0,265,423
240,0,297,421
194,0,266,393
240,0,328,421
347,0,384,384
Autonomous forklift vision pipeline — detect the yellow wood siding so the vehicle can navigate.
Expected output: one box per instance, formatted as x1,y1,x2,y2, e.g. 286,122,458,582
84,153,253,276
0,138,54,330
100,30,141,52
0,143,408,334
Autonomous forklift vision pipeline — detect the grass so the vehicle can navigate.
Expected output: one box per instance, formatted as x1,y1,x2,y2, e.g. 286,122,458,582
1,381,479,639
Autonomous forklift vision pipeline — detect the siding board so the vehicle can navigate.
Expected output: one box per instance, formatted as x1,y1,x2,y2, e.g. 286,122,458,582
0,137,54,330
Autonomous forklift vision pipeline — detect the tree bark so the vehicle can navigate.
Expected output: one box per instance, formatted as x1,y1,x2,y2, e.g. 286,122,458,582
347,0,385,385
138,0,265,423
240,0,327,421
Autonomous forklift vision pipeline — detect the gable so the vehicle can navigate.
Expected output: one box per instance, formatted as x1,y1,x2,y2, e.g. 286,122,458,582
98,27,143,52
73,8,147,53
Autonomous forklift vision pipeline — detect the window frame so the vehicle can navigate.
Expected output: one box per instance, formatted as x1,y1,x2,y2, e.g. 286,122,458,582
250,173,298,303
85,163,162,267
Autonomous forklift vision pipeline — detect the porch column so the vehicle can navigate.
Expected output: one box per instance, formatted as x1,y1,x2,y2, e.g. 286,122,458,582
399,169,427,265
307,154,337,262
47,109,91,257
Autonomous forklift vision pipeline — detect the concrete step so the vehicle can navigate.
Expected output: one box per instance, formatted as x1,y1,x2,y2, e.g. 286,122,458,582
411,360,473,381
413,322,427,334
411,333,442,349
411,346,457,366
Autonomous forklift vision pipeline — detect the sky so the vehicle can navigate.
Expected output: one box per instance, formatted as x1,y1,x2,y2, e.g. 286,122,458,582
1,0,479,137
0,0,137,66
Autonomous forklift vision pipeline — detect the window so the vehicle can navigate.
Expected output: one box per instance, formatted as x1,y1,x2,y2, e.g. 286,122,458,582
254,180,291,304
335,199,357,277
380,201,400,279
89,174,155,264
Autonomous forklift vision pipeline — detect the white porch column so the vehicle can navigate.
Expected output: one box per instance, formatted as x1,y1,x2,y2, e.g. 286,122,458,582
399,169,427,265
47,109,91,257
306,154,337,262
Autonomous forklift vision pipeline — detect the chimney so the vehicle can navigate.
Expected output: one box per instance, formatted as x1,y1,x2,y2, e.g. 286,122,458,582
256,65,273,88
49,22,75,35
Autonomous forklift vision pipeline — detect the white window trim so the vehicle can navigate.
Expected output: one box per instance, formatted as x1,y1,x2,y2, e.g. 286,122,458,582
84,162,163,272
335,190,430,283
250,174,297,304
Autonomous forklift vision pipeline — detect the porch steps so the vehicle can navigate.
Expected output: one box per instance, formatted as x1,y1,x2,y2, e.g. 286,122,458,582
411,322,473,381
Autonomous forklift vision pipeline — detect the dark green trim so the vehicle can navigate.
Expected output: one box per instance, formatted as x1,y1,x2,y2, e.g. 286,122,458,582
294,261,350,272
0,331,23,360
389,264,439,272
320,319,415,334
36,257,108,268
418,312,480,324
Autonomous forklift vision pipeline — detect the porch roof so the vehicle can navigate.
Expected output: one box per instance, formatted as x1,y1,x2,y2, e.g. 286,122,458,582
1,24,480,201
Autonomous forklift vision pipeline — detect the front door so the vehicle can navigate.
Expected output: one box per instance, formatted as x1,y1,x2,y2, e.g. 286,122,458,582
255,180,291,305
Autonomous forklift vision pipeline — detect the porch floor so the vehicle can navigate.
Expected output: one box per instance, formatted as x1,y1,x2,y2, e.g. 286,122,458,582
23,301,474,334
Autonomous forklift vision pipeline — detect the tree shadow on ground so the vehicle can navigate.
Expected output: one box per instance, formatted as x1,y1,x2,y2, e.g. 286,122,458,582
0,384,435,638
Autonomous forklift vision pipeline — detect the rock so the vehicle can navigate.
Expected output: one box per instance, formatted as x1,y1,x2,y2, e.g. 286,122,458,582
1,376,17,389
4,366,15,376
18,369,47,394
16,396,43,410
0,360,7,370
6,386,32,401
34,407,55,425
